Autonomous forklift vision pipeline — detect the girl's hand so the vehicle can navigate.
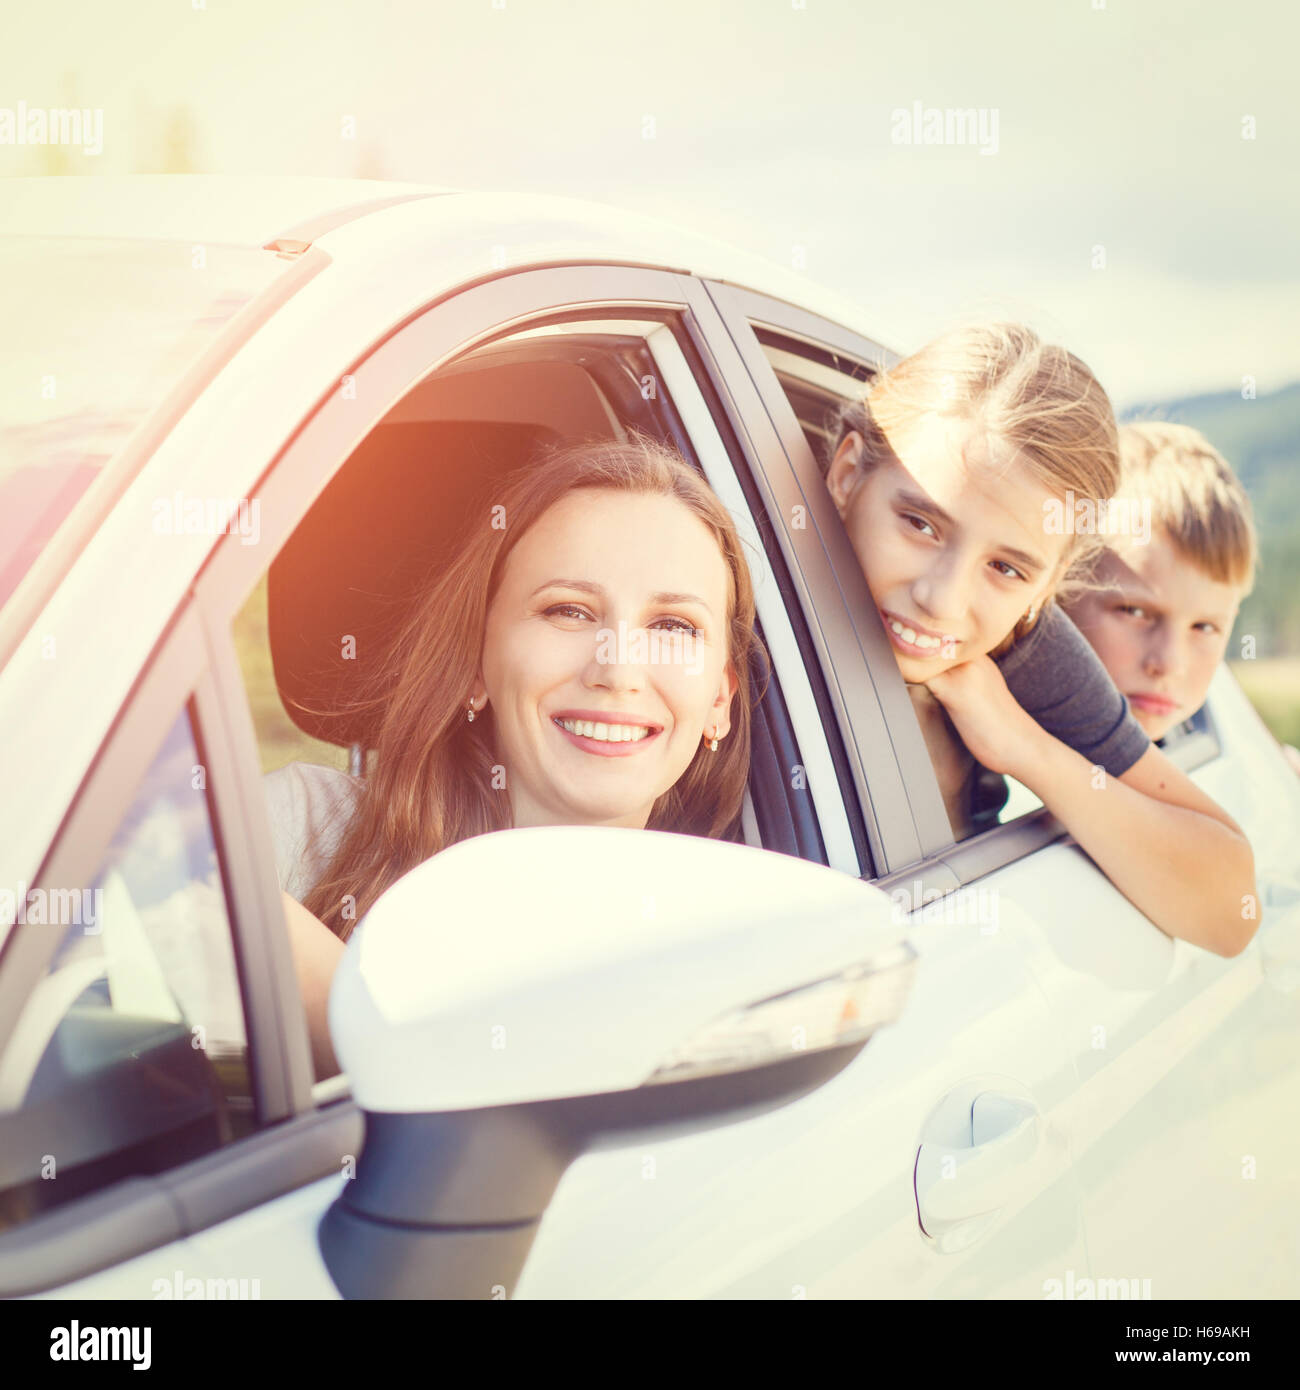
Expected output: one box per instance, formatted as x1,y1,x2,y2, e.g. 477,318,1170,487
924,655,1043,780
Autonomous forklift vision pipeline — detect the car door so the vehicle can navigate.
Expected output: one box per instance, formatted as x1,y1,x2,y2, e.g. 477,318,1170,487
3,259,874,1300
708,278,1300,1298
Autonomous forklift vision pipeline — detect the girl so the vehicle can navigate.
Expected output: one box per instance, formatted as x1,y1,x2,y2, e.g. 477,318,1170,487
823,323,1256,958
273,435,765,1077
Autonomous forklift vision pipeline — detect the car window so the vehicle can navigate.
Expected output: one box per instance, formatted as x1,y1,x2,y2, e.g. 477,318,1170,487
752,328,1048,836
232,571,348,776
0,703,255,1234
230,311,841,914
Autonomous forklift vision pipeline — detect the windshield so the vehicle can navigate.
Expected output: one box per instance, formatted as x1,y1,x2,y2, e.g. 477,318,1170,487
0,238,292,614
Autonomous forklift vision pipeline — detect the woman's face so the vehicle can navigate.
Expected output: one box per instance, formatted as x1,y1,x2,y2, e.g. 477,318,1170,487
478,488,738,830
826,412,1069,682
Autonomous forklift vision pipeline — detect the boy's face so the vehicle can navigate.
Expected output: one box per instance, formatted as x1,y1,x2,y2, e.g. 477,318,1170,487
1064,529,1246,741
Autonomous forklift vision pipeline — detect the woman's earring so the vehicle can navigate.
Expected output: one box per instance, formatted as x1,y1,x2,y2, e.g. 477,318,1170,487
1025,604,1038,624
708,726,719,752
467,699,477,723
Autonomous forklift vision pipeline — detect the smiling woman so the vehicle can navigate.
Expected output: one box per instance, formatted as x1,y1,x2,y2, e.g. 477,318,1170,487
272,436,765,1076
474,484,744,832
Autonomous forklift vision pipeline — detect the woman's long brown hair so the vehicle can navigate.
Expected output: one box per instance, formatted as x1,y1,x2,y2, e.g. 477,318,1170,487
303,434,767,940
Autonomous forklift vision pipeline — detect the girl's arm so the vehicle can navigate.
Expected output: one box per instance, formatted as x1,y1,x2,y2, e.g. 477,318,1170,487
928,656,1257,957
906,682,977,838
282,889,345,1080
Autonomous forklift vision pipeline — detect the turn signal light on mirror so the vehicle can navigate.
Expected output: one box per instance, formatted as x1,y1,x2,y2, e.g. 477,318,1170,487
644,942,916,1085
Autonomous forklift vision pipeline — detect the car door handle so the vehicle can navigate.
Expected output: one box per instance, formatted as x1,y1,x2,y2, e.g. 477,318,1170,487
915,1092,1049,1244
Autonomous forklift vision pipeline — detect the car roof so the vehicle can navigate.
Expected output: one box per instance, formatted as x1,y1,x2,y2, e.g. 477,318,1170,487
0,174,452,245
0,174,902,348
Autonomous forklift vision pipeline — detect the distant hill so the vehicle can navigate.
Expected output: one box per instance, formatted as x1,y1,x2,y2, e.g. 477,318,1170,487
1119,383,1300,658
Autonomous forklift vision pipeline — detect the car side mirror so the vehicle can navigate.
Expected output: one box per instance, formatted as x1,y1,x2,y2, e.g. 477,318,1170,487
320,826,914,1298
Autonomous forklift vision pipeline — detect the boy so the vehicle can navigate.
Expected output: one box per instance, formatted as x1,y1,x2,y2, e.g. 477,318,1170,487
1062,421,1259,746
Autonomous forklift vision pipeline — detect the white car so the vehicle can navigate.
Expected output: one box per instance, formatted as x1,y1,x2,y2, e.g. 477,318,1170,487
2,176,1298,1301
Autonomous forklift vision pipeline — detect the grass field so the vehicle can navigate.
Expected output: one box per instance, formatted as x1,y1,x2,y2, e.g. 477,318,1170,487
1228,658,1300,749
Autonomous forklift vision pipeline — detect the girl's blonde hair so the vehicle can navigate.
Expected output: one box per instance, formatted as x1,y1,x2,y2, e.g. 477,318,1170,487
303,434,766,941
828,322,1120,655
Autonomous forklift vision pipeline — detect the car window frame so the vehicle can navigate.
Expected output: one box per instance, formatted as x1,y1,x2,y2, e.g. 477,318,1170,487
189,264,874,1109
687,281,947,878
636,318,852,870
0,600,365,1294
0,601,310,1116
697,281,1227,896
397,308,850,869
494,309,868,870
704,281,1065,892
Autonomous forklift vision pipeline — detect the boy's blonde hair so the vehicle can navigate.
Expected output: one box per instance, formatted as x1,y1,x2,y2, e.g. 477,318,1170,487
1115,422,1257,593
828,322,1120,652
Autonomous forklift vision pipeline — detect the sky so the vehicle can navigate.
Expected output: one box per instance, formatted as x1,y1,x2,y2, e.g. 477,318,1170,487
3,0,1298,408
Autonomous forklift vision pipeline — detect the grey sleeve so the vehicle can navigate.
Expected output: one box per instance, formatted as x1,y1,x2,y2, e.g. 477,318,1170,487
993,603,1151,778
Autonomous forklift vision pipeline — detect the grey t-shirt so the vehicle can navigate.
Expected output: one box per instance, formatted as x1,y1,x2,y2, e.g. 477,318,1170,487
993,602,1150,777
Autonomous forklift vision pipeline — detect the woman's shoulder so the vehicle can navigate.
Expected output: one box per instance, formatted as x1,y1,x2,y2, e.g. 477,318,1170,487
263,760,364,900
264,758,362,805
263,760,362,834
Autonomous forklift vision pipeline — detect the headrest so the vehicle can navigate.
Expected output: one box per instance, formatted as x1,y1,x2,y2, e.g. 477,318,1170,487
269,419,558,748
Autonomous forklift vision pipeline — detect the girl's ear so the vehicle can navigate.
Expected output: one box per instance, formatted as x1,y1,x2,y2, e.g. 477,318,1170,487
825,432,864,517
1014,566,1067,646
992,570,1063,661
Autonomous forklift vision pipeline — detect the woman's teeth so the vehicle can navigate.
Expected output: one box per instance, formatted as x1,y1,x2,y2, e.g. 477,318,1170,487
888,618,946,650
555,718,653,742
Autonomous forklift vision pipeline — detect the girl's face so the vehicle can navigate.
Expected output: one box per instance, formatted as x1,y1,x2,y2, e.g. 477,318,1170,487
478,488,738,830
826,412,1069,682
1063,534,1244,741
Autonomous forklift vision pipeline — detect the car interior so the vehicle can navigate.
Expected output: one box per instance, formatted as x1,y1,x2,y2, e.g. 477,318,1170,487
0,707,252,1236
